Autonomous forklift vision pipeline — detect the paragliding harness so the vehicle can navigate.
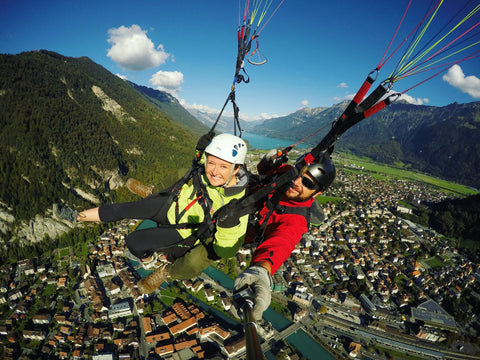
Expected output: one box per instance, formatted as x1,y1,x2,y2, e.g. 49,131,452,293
216,69,402,240
151,132,217,246
243,169,311,245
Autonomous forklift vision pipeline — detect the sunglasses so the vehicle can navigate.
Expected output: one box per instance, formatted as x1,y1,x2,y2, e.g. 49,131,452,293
300,176,318,190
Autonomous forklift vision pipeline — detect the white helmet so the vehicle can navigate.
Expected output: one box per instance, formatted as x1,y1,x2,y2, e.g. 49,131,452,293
205,133,247,164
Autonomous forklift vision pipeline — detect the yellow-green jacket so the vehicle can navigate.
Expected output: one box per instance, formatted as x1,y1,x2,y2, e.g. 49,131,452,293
166,168,248,259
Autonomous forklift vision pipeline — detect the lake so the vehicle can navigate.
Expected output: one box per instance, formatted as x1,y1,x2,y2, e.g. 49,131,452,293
241,132,310,150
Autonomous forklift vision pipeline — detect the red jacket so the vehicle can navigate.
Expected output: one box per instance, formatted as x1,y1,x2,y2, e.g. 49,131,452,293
248,161,313,274
250,196,314,274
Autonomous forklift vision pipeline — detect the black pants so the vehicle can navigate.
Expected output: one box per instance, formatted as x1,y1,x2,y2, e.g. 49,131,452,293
99,193,195,261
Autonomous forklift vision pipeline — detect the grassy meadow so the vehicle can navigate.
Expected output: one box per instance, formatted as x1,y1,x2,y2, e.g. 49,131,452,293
334,152,478,197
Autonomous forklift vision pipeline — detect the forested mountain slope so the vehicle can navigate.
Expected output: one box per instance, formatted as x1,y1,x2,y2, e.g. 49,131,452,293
0,50,202,243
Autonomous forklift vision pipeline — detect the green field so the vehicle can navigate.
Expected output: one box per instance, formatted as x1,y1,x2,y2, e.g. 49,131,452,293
316,195,344,205
336,152,478,197
59,247,70,257
424,256,444,269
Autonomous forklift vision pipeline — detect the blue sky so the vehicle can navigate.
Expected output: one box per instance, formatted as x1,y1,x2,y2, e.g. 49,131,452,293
1,0,479,121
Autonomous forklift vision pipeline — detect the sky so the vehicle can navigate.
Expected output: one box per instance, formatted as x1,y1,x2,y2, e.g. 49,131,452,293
1,0,480,121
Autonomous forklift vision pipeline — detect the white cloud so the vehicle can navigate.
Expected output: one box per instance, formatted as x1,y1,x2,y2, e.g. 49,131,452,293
107,24,170,71
149,70,184,97
337,82,348,88
180,100,219,115
116,73,127,80
257,113,277,120
301,100,309,107
443,64,480,98
332,93,354,104
398,93,429,105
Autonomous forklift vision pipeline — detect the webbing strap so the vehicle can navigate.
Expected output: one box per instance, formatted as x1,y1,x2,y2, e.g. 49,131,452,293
340,72,377,121
192,170,215,240
234,167,300,220
309,83,390,161
253,182,291,243
154,158,215,240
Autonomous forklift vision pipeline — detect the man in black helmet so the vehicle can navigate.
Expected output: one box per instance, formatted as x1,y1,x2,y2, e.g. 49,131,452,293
233,150,336,320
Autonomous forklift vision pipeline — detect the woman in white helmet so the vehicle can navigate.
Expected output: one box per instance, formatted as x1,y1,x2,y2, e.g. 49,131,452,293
76,133,249,294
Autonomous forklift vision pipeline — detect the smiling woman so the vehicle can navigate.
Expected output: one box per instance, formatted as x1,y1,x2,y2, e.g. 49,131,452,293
204,133,247,187
204,155,240,187
70,133,250,294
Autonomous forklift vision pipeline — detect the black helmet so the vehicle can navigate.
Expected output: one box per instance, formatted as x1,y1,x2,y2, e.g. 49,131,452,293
305,153,336,191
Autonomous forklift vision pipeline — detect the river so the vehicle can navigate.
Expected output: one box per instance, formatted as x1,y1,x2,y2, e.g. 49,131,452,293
203,266,336,360
134,211,335,359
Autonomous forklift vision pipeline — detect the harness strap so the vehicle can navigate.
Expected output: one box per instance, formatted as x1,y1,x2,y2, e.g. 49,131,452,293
175,194,202,224
152,158,216,241
254,190,311,244
275,205,311,225
192,169,215,241
253,181,292,244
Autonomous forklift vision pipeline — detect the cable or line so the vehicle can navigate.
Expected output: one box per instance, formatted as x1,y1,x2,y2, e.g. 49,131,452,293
377,0,413,70
395,3,480,80
258,0,286,35
397,40,480,79
400,49,480,94
393,0,445,79
382,0,444,73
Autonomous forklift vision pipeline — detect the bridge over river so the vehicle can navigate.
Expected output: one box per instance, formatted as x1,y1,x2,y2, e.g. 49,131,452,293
260,322,305,353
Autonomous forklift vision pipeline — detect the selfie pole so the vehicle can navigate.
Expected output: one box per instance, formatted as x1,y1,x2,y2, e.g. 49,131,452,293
234,287,264,360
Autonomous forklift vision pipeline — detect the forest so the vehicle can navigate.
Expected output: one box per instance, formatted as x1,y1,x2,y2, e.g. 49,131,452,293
0,50,198,229
401,194,480,260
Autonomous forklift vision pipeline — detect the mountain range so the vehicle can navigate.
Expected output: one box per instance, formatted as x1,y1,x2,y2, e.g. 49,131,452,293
244,102,480,190
1,50,479,247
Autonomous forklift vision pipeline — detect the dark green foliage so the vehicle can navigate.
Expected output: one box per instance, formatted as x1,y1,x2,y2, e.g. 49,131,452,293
0,50,200,229
427,194,480,244
401,193,480,259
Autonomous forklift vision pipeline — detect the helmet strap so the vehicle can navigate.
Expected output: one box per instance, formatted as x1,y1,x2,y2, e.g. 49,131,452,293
223,164,237,188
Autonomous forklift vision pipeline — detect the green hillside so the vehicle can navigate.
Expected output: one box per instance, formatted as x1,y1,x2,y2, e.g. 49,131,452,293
128,81,210,135
0,50,199,233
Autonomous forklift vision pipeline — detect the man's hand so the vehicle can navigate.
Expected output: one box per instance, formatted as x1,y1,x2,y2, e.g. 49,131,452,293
257,148,289,174
234,265,272,320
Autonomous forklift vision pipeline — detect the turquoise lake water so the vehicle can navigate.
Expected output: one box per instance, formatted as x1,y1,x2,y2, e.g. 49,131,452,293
241,132,310,150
